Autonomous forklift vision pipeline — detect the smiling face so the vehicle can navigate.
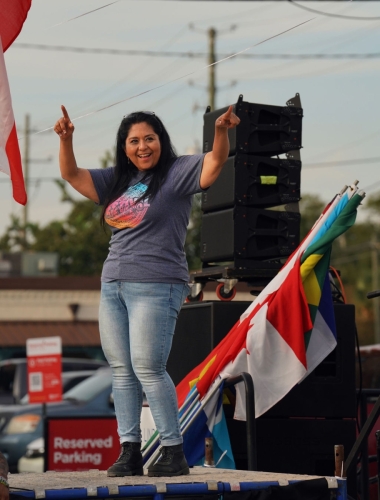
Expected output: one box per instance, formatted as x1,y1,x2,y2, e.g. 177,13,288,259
124,122,161,172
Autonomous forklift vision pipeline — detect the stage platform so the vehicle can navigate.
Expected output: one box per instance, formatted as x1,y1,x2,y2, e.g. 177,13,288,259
8,467,346,500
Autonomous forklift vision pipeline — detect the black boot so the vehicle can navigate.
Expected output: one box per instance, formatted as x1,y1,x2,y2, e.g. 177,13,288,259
147,444,189,477
107,442,143,477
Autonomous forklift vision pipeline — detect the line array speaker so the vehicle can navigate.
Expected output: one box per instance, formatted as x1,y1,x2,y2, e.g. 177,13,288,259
203,94,303,157
200,94,302,268
201,153,301,213
200,206,300,264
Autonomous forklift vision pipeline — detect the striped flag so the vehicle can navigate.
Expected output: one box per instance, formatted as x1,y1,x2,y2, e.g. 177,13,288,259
177,184,364,424
0,1,31,205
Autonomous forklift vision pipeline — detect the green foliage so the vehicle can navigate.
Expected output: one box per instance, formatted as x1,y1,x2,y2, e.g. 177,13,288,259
30,183,111,276
299,194,325,240
0,214,39,252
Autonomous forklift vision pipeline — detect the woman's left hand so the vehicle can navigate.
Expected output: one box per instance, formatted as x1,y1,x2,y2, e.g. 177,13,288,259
215,105,240,130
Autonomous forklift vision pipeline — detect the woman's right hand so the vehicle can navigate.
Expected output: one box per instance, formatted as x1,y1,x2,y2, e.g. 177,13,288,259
54,105,75,140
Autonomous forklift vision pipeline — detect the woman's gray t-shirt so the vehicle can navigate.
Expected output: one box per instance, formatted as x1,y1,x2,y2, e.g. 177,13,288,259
89,154,205,283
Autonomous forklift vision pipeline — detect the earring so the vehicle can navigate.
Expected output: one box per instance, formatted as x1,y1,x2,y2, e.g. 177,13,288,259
127,157,130,164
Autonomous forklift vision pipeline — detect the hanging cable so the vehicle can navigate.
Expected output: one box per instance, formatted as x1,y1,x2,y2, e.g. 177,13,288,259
48,1,121,28
288,1,380,21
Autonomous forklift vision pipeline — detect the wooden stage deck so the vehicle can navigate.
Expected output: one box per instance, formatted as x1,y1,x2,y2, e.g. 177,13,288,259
8,467,347,499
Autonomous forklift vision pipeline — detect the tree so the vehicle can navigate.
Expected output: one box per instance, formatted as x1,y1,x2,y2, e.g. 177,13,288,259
30,181,111,275
299,194,325,240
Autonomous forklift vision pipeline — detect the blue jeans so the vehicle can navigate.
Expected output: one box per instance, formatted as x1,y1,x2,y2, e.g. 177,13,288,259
99,281,189,446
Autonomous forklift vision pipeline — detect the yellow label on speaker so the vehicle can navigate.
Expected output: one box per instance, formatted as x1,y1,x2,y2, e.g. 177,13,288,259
260,176,277,185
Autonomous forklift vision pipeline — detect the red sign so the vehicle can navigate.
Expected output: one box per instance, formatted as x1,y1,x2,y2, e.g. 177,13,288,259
46,418,119,472
27,337,62,403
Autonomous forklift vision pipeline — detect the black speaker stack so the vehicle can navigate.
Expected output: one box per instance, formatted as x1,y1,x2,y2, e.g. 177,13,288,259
200,94,303,270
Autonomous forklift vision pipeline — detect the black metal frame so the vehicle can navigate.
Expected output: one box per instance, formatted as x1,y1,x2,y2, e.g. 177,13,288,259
224,372,257,471
346,388,380,499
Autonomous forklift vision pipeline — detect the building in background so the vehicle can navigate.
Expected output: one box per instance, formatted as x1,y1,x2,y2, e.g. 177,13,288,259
0,252,59,278
0,276,104,361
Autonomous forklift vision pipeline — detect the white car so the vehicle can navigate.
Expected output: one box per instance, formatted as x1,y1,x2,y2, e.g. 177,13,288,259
18,437,44,473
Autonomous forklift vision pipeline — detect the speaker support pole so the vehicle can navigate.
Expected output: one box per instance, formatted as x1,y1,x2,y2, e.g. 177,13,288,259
346,389,380,480
225,372,257,471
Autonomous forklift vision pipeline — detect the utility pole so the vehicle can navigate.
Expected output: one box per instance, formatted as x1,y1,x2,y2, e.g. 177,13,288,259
208,28,216,111
189,23,236,112
20,114,52,249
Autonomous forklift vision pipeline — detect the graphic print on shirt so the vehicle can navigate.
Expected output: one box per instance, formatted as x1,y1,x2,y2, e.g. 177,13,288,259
105,182,150,229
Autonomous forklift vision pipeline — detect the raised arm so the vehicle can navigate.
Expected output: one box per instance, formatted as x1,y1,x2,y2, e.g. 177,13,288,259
200,105,240,189
54,105,99,203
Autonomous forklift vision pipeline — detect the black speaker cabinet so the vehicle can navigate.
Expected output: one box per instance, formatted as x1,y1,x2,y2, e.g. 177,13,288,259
263,303,356,419
226,416,356,497
200,207,300,264
201,154,301,213
203,94,303,157
168,301,251,386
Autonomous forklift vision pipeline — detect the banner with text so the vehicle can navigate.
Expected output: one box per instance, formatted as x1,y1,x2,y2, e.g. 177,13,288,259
46,411,156,471
26,336,62,403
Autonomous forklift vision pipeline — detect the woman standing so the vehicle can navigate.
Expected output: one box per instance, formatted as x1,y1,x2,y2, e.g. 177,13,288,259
54,105,240,477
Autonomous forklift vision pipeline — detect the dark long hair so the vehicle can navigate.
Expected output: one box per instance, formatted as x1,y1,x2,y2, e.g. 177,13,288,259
101,112,177,225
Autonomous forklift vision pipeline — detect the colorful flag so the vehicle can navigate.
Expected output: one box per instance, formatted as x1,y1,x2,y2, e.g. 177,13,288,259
182,382,235,468
177,184,364,425
0,1,31,205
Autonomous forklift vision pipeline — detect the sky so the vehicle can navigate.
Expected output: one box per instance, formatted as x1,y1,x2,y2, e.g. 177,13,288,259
1,0,380,237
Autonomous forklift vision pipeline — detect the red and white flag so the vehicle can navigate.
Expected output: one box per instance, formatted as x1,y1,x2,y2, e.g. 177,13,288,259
0,0,32,205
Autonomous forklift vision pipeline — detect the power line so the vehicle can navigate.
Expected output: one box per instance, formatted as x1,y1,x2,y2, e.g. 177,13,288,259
303,156,380,169
49,1,121,28
12,43,380,59
288,1,380,21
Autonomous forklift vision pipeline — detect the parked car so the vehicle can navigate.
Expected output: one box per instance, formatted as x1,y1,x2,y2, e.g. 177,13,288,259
0,370,100,435
19,370,99,404
18,437,44,473
0,367,115,471
0,357,108,404
0,369,104,441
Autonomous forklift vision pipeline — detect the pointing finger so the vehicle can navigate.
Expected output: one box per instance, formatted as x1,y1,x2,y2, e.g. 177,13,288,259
224,105,233,119
61,105,70,121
